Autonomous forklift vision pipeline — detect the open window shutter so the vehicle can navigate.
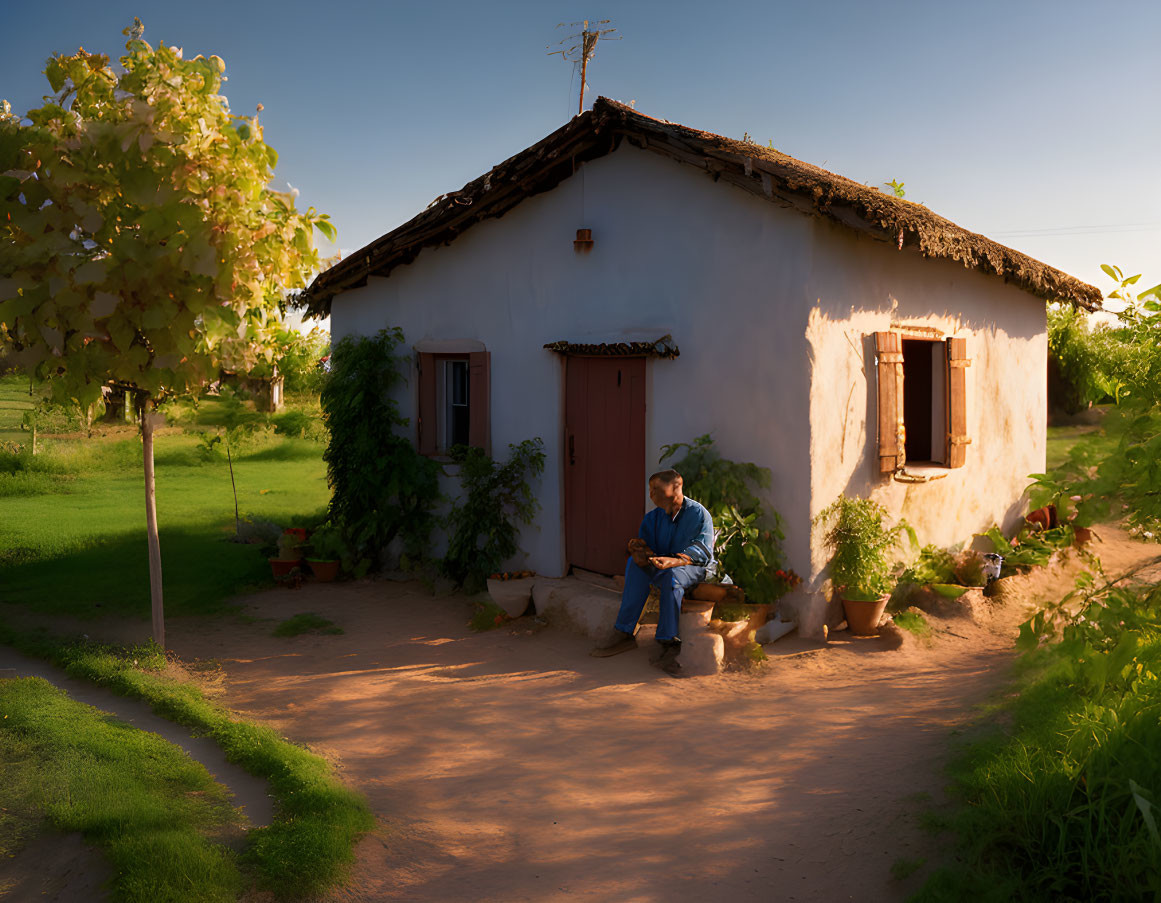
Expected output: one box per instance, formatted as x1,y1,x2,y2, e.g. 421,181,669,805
468,351,490,453
946,337,971,468
417,353,436,456
875,331,905,474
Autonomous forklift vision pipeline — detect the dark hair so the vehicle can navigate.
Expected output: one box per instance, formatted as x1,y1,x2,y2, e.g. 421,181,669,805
648,469,683,486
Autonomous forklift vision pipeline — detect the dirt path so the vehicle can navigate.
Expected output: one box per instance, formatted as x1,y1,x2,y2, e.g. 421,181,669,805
34,524,1148,903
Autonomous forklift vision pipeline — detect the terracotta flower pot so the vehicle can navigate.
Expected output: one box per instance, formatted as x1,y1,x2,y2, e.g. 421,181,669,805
307,559,340,582
841,593,890,636
269,558,300,578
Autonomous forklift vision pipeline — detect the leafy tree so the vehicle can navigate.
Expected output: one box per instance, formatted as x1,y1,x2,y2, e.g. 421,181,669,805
0,21,334,645
253,325,329,396
1030,265,1161,537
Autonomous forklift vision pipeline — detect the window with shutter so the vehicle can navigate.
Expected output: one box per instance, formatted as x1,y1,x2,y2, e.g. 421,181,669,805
468,351,490,454
874,331,905,473
417,350,490,456
874,330,970,478
945,337,971,468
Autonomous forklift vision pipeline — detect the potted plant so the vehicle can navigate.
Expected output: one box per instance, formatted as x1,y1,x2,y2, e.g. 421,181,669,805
269,531,303,579
815,495,912,636
306,524,345,582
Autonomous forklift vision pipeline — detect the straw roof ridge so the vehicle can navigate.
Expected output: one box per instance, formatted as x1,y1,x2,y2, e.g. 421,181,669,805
305,97,1101,315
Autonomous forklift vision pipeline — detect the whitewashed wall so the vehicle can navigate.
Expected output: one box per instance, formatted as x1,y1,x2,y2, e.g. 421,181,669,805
334,143,815,578
794,228,1047,634
334,143,1048,635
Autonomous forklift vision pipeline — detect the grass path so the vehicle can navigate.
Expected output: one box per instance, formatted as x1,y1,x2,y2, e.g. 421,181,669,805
0,676,244,902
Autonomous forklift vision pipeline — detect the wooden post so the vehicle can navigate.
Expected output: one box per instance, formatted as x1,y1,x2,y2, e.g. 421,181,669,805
140,398,165,648
578,38,588,116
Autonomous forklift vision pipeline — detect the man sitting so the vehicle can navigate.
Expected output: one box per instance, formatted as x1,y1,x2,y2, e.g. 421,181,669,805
591,469,715,675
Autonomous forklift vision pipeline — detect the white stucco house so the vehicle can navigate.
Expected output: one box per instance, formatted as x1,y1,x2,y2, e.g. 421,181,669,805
305,97,1101,636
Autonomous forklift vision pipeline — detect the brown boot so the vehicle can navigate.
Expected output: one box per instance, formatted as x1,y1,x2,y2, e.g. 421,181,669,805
591,629,637,657
652,642,683,676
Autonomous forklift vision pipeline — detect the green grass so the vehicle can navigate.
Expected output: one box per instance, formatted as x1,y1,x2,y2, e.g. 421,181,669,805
893,609,932,638
0,375,330,619
1045,421,1118,471
890,857,926,881
0,676,243,902
912,581,1161,902
272,613,344,637
0,628,375,899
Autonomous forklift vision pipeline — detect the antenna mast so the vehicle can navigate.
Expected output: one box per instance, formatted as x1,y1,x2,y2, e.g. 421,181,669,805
547,19,621,116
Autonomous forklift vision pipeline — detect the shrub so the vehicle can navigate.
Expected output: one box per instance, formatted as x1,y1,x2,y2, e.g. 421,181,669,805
659,434,790,603
442,439,546,594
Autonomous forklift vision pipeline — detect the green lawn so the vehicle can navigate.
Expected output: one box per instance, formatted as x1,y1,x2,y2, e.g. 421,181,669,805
0,375,331,619
0,676,244,902
1045,420,1118,472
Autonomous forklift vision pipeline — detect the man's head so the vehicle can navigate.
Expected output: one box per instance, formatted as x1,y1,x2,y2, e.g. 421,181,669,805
648,469,684,512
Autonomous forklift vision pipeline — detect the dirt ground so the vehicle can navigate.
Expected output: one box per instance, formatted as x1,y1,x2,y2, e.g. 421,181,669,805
4,525,1157,902
151,525,1159,902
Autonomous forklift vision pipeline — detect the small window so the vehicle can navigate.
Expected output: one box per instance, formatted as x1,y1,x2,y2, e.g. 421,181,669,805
441,358,471,451
876,331,970,476
418,350,490,456
901,339,947,465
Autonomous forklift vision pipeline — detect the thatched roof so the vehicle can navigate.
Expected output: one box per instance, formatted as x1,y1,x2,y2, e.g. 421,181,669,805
305,98,1102,316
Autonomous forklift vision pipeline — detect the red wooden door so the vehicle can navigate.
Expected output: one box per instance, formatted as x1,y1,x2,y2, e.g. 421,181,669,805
564,357,646,575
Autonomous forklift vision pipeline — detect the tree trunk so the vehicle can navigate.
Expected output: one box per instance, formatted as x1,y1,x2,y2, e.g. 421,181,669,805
141,399,165,648
225,431,240,535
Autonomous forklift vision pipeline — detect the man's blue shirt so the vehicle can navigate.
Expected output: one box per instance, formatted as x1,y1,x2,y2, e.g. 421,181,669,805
638,497,716,569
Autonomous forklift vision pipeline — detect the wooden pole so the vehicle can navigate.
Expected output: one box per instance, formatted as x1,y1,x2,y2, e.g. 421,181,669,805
578,31,588,116
141,398,165,648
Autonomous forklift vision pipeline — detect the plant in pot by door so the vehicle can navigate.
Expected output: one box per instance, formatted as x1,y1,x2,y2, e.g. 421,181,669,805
306,524,345,582
269,531,304,579
815,495,913,636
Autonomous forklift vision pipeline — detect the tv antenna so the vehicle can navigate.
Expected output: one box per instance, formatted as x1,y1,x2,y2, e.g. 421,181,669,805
547,19,621,117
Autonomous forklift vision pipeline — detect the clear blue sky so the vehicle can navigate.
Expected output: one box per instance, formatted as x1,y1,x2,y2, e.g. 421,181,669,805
4,0,1159,295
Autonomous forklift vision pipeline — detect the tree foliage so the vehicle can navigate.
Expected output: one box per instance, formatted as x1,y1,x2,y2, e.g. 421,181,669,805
0,20,333,645
0,20,334,406
1032,266,1161,538
320,329,441,564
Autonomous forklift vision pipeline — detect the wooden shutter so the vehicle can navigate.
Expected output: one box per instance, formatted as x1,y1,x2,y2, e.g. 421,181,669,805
946,337,971,468
875,331,905,474
417,352,437,456
468,351,490,453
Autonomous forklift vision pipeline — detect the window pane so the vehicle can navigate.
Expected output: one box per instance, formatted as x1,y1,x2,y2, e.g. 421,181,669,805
451,361,469,406
444,359,471,450
451,404,470,448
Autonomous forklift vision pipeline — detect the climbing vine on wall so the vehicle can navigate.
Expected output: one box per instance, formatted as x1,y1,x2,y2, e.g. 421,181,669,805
321,328,441,564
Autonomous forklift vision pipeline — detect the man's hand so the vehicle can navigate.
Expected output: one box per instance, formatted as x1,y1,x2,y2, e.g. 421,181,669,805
649,554,692,570
628,538,654,568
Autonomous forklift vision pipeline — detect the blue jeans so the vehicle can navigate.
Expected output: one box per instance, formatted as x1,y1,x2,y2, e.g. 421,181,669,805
614,559,707,643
